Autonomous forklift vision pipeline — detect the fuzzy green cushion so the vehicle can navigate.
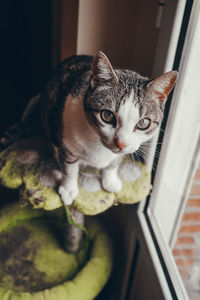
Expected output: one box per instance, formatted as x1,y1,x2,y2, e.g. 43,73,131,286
0,138,151,215
0,203,112,300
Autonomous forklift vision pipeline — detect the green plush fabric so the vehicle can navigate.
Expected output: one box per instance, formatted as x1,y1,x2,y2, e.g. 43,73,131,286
0,203,112,300
0,138,151,215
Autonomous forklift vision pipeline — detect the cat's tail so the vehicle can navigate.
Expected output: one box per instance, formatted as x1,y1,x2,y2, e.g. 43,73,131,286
0,94,41,152
0,122,27,151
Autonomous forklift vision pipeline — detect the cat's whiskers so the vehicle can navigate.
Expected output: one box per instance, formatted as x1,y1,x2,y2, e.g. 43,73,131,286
159,128,165,134
139,146,161,160
134,151,142,165
136,147,160,172
143,141,163,145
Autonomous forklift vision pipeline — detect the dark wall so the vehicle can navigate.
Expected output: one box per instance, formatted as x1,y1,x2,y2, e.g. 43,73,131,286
0,0,52,131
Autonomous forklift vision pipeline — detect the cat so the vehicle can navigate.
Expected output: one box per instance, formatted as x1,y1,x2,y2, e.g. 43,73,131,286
0,51,178,206
0,51,178,252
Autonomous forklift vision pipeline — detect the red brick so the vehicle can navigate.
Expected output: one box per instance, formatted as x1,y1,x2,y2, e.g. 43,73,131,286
182,213,200,222
173,248,196,257
194,170,200,181
179,224,200,233
175,258,194,266
190,185,200,196
187,198,200,207
175,236,195,245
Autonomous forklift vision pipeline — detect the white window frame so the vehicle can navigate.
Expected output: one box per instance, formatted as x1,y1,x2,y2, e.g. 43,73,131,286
138,0,200,298
148,0,200,243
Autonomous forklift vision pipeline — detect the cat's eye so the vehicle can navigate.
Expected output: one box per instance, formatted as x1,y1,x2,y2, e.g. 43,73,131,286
100,110,115,125
136,118,151,130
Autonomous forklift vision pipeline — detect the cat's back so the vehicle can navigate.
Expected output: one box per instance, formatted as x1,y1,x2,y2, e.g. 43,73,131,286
40,55,94,146
50,55,93,88
42,55,94,105
58,55,94,74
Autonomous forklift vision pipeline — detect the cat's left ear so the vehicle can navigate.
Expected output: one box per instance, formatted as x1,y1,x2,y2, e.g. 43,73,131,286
91,51,119,87
146,71,179,103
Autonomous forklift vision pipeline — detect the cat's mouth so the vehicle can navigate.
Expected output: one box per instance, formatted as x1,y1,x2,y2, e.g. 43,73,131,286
105,142,136,155
111,149,122,154
112,148,130,154
101,139,127,154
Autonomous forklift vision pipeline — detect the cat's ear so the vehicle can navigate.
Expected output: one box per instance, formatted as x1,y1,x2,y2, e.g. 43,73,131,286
91,51,119,87
146,71,178,103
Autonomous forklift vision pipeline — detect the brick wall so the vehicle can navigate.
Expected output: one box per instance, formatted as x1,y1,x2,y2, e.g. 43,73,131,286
173,165,200,298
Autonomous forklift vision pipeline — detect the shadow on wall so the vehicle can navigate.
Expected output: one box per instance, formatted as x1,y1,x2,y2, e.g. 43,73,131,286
0,0,52,131
77,0,159,75
0,0,160,132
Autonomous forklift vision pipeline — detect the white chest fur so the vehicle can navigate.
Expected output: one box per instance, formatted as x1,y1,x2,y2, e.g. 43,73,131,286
62,95,118,169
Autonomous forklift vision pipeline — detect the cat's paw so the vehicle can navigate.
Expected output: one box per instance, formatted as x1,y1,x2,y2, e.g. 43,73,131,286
58,184,79,205
102,176,122,193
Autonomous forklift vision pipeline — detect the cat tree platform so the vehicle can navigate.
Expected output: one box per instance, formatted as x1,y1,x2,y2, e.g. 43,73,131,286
0,137,151,298
0,137,151,214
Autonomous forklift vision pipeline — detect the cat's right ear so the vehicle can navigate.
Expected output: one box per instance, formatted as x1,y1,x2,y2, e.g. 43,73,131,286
91,51,119,87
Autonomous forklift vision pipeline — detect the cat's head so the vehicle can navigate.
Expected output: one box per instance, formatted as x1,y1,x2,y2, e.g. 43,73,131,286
84,51,178,154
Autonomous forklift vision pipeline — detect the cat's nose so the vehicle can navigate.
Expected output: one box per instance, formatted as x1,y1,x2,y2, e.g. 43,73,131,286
115,139,127,150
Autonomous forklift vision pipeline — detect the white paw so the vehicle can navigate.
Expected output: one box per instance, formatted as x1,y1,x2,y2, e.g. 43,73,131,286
102,176,122,193
58,185,79,205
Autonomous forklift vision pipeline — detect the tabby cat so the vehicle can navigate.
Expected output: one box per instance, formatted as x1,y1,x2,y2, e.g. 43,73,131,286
0,51,178,206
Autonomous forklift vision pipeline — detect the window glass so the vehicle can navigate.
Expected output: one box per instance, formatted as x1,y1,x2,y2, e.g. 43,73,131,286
173,156,200,299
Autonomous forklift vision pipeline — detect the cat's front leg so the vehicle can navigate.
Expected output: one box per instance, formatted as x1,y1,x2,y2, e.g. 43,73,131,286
58,161,79,205
101,158,122,193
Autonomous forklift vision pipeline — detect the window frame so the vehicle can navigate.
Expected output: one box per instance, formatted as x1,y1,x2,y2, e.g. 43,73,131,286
137,0,200,298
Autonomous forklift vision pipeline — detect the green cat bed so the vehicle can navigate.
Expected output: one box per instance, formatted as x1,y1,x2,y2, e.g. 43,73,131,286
0,202,112,300
0,137,151,214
